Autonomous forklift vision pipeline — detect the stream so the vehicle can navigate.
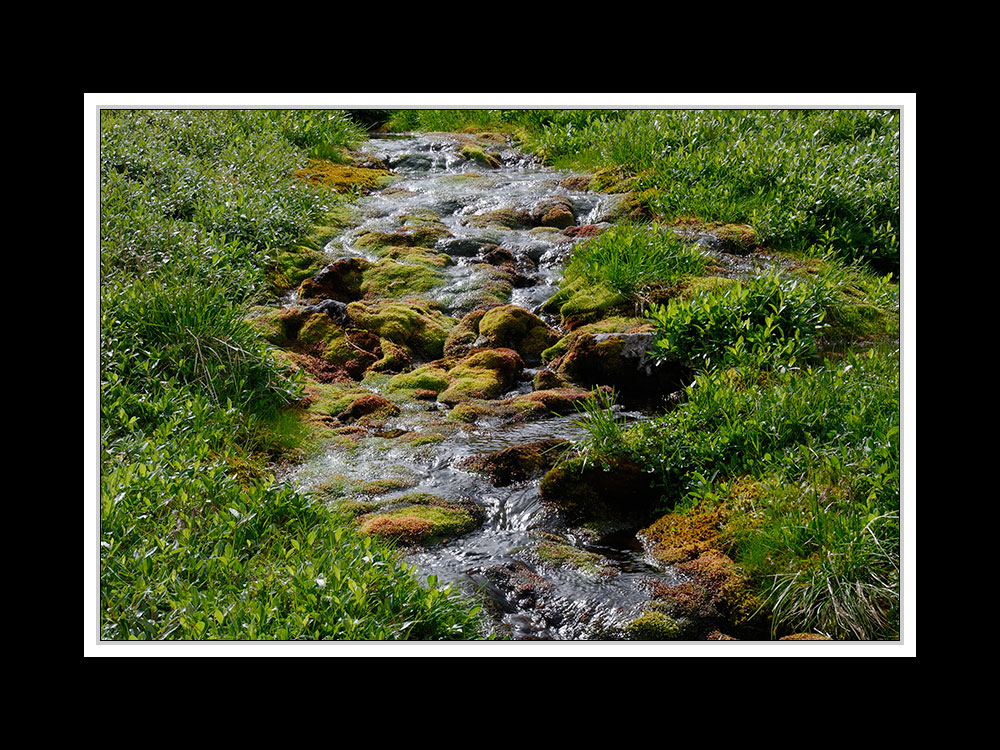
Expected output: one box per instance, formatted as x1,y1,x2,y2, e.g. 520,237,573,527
286,132,687,640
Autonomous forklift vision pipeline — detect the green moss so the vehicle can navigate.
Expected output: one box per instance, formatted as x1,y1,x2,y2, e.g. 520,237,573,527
367,338,412,374
460,145,500,168
711,223,760,255
294,159,394,193
624,609,685,640
357,497,480,545
360,258,446,299
541,276,629,328
385,365,451,395
535,536,608,576
438,348,524,405
274,244,328,291
346,300,456,360
541,317,652,364
477,304,559,362
358,477,419,496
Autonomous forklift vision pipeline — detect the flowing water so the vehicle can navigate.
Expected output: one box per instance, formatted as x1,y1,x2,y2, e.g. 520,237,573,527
286,132,686,639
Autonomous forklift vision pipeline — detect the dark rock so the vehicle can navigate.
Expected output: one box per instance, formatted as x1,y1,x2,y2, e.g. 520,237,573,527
530,197,576,229
555,331,690,398
336,393,401,423
539,455,663,530
298,257,370,302
437,237,495,258
304,299,350,323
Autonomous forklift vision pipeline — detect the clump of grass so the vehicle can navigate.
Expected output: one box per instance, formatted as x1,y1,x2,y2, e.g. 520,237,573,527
563,222,707,298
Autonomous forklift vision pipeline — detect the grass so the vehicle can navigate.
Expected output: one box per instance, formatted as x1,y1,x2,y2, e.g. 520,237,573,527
99,109,488,641
563,222,708,298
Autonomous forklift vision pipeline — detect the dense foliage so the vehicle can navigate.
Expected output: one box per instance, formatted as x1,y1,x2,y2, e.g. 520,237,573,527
99,109,486,641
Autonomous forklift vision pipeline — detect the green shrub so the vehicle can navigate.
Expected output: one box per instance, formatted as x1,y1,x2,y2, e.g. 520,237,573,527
647,271,832,372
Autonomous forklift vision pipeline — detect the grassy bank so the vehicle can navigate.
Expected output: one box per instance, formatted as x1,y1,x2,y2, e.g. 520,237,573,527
386,108,903,640
98,110,486,640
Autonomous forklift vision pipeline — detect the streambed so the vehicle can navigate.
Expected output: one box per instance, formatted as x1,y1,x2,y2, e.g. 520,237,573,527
284,132,689,639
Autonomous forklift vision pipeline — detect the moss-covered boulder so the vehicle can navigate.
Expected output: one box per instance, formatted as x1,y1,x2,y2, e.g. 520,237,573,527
294,158,394,193
540,276,630,329
335,393,401,424
437,348,525,405
272,243,328,293
460,144,501,168
550,330,690,398
360,257,448,299
495,386,615,422
443,307,496,359
639,504,729,567
384,364,451,398
356,493,483,547
346,299,457,361
476,305,560,365
530,196,576,229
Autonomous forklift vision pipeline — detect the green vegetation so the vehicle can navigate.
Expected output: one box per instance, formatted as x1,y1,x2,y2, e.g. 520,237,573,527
99,109,486,641
563,222,708,298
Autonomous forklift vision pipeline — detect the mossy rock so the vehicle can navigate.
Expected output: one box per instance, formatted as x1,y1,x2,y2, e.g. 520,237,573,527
335,393,401,424
437,348,525,405
476,305,560,364
710,223,759,256
460,145,500,168
458,438,570,486
551,330,689,398
495,386,615,422
541,317,653,364
463,207,534,230
443,307,495,358
274,244,328,292
674,549,767,638
346,299,457,360
294,159,394,193
639,503,729,566
357,495,482,546
534,534,613,577
530,196,576,229
623,608,687,640
298,257,370,302
360,257,447,299
541,276,630,329
384,364,451,397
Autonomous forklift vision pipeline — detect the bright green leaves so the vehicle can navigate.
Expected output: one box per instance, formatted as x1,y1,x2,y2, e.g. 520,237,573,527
648,271,831,372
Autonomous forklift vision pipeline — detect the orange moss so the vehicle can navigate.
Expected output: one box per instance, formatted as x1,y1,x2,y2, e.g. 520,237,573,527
640,503,729,565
